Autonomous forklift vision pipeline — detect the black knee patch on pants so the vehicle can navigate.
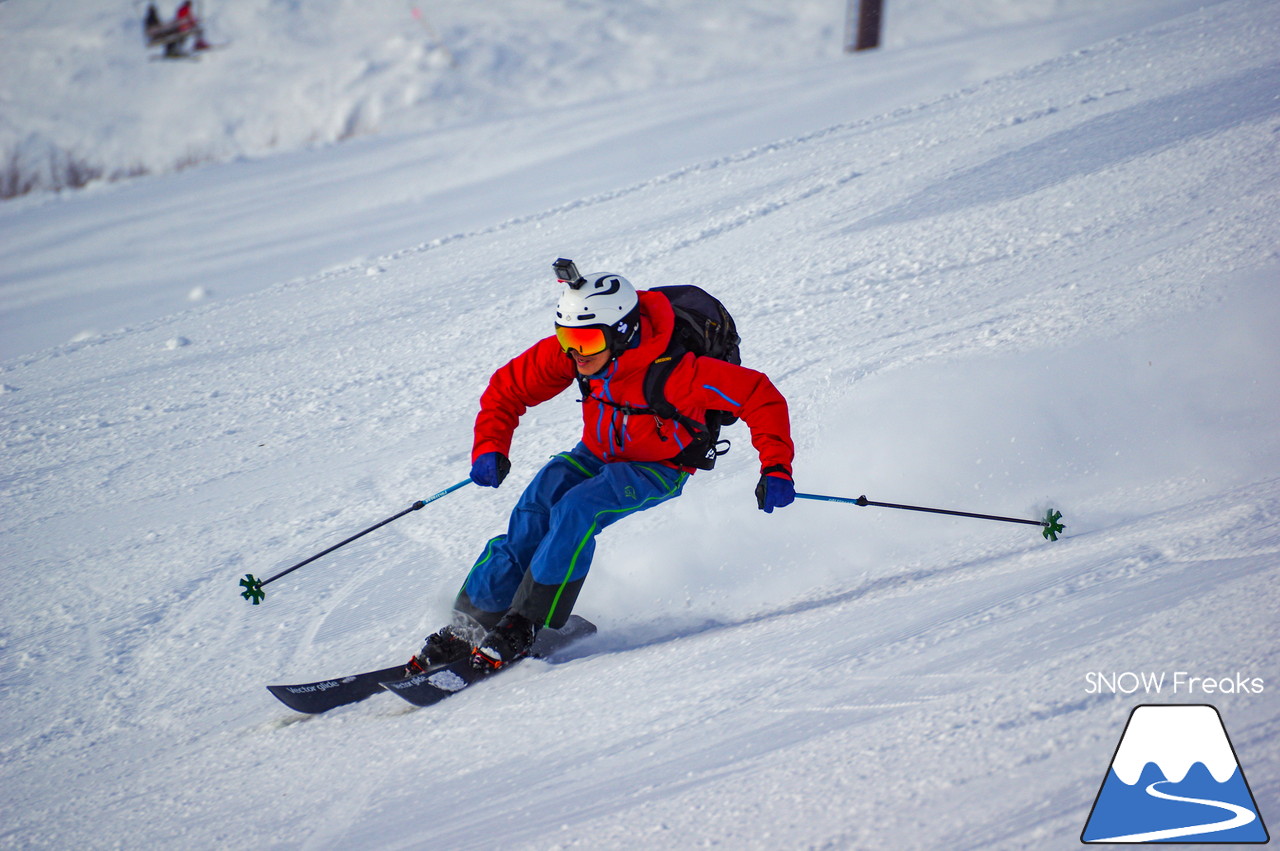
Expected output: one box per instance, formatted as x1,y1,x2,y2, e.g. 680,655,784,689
452,588,504,631
511,570,584,630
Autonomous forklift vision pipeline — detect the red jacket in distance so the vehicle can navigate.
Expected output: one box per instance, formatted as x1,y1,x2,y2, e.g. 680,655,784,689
472,290,794,475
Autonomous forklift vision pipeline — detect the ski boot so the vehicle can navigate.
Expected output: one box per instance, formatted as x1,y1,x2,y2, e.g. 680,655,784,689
405,623,473,676
470,611,538,671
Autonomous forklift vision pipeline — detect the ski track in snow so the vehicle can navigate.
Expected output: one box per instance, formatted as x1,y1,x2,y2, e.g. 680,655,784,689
2,0,1280,848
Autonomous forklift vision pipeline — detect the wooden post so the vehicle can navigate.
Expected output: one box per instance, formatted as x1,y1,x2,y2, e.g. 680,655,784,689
845,0,883,52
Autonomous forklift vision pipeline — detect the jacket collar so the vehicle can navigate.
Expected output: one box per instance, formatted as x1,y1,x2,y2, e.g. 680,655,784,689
611,289,673,379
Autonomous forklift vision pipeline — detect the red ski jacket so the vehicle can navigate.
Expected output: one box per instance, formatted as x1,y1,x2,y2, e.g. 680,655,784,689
473,290,794,475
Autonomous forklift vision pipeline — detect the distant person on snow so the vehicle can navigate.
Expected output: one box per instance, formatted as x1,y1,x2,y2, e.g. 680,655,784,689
405,262,796,674
144,1,210,57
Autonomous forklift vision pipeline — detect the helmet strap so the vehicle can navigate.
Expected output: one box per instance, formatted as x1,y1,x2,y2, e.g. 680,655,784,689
610,305,642,355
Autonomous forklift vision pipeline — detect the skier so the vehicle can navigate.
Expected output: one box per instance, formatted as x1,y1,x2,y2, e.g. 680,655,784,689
407,266,796,674
175,1,211,51
144,3,163,36
144,1,209,57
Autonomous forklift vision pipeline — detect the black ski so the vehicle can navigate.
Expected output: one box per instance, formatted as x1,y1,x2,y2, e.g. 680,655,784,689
267,664,407,714
380,615,597,708
266,615,597,714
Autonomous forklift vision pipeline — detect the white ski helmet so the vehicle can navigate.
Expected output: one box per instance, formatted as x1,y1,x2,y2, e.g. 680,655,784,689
555,272,640,355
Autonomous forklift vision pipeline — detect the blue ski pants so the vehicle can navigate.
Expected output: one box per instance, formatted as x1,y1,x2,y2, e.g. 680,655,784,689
455,443,687,629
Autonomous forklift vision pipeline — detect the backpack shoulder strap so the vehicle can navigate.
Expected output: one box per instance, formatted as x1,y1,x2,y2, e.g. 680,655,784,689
641,351,682,420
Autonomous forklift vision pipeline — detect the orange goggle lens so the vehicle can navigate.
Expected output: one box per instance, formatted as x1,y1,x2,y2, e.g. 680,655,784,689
555,325,609,356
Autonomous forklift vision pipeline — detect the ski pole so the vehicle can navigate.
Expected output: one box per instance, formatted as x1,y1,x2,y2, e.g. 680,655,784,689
239,478,473,604
794,492,1065,541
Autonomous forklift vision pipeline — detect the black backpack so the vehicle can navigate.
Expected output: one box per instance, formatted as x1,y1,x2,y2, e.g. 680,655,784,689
577,285,741,470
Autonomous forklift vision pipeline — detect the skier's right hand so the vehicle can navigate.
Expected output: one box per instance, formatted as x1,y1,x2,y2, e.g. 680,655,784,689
471,452,511,488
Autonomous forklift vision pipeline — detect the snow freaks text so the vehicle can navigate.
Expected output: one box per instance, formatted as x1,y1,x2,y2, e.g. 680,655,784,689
1085,671,1265,696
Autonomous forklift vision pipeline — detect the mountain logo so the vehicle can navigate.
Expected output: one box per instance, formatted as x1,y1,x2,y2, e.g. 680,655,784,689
1082,704,1269,844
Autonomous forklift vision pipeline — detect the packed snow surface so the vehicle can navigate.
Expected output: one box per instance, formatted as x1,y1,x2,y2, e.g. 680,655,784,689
2,0,1278,849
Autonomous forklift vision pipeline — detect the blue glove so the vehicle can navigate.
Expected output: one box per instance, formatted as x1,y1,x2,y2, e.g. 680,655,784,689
755,469,795,513
470,452,511,488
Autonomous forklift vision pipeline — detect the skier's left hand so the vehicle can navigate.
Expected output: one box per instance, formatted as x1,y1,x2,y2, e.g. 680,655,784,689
755,468,795,513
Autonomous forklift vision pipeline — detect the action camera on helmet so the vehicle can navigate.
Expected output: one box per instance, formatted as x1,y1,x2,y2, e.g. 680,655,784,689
554,258,585,289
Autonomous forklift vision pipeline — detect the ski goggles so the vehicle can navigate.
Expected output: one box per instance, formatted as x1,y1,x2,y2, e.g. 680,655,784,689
555,325,609,356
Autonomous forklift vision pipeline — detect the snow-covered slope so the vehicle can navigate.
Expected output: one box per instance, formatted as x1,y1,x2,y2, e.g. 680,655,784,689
2,0,1278,848
0,0,1134,197
0,0,1198,361
0,0,829,192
